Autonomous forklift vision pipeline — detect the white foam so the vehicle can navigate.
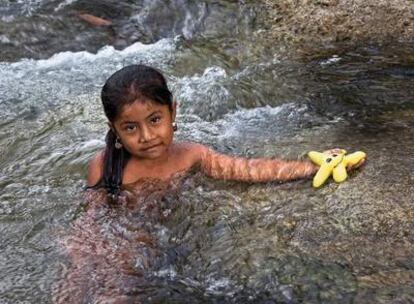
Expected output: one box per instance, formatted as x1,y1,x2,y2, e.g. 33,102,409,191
153,266,177,279
54,0,77,12
223,104,285,120
79,139,105,149
320,55,342,66
0,35,11,44
216,103,300,138
9,38,175,69
1,15,15,23
205,277,232,295
202,66,227,78
173,66,230,117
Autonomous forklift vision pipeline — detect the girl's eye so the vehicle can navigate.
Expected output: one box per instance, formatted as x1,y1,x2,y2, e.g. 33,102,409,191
150,116,161,124
125,125,137,132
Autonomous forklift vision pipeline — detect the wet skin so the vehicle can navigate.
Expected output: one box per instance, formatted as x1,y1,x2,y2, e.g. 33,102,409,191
110,99,196,183
111,99,176,162
87,100,364,187
87,98,208,186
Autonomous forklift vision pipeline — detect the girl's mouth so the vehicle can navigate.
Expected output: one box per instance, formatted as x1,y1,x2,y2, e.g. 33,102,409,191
141,143,161,152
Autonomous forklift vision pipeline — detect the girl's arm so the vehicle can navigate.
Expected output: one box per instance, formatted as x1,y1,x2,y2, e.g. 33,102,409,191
192,144,318,183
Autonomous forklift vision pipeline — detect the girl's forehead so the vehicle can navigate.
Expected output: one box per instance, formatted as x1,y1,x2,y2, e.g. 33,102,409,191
118,99,168,120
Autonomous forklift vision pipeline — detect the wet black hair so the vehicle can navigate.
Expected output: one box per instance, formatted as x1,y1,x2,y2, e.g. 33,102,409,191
93,64,173,198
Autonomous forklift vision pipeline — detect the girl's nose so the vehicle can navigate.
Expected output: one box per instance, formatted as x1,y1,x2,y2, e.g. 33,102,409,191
139,125,154,143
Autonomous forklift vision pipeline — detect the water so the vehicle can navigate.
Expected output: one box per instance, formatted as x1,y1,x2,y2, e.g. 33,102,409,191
1,1,413,303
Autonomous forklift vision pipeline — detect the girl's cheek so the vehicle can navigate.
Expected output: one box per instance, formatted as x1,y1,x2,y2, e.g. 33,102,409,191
123,139,136,149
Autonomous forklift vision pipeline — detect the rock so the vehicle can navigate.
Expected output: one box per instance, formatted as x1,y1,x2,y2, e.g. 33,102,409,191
262,0,414,56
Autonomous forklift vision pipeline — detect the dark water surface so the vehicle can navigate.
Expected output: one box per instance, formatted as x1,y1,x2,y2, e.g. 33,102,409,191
0,1,413,303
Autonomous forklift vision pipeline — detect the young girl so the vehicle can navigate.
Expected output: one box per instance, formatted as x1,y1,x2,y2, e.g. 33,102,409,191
55,64,365,303
87,64,363,196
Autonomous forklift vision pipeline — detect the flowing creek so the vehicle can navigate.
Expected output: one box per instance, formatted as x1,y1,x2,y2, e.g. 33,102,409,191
0,1,413,303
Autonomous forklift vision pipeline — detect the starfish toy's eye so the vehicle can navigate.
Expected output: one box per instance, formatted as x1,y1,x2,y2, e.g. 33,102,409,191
333,154,338,157
326,158,332,163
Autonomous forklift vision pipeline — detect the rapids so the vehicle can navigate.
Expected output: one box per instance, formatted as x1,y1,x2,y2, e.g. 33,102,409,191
0,1,413,303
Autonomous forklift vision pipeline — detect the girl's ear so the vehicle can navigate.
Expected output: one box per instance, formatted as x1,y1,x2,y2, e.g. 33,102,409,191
107,122,117,135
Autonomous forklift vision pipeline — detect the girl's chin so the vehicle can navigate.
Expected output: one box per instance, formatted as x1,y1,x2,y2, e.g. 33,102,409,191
134,148,167,160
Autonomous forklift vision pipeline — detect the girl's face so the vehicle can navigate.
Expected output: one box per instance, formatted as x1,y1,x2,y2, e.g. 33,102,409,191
111,99,176,160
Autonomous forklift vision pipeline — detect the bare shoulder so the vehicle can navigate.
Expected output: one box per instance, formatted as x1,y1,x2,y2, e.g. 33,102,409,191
87,150,105,187
173,142,209,166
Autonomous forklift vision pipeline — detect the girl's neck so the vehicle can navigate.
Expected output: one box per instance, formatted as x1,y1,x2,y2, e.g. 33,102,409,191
122,145,177,184
129,153,169,168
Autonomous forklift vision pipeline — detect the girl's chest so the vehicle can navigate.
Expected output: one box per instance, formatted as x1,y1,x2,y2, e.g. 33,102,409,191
122,154,196,184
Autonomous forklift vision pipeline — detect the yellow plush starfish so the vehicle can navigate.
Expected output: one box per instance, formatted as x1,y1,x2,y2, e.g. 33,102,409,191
308,149,366,188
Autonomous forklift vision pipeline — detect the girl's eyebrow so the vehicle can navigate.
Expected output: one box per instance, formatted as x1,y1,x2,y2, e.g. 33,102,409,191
120,111,162,125
146,111,162,119
121,121,138,125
